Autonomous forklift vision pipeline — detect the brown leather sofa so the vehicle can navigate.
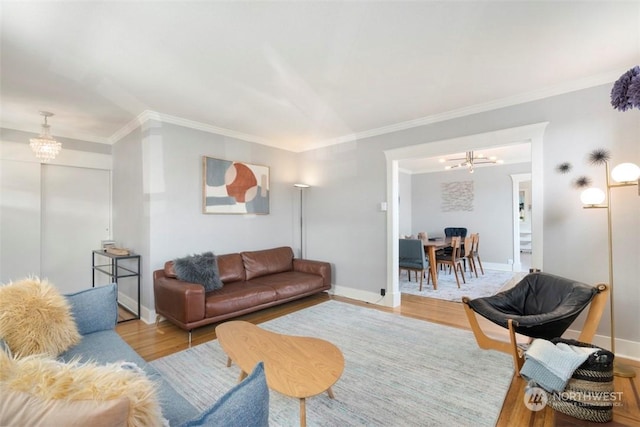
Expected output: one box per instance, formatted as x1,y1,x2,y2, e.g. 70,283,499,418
153,246,331,338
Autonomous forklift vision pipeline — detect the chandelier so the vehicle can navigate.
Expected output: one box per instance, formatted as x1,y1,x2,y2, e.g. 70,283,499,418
30,111,62,162
440,151,503,173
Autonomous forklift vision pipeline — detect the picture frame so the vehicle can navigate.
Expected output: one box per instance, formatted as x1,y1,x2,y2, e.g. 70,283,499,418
202,156,270,214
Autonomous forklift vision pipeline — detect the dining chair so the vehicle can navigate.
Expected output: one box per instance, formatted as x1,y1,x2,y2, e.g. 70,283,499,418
464,236,478,278
444,227,468,238
470,233,484,275
439,227,468,258
429,236,466,288
399,239,430,291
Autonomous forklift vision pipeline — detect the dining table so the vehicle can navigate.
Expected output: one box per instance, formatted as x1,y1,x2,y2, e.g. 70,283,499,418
422,237,452,289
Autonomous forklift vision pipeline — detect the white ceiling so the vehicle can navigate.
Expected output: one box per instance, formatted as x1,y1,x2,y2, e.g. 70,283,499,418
1,1,639,152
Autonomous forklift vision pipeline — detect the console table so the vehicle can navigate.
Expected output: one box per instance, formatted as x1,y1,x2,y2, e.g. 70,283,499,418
92,250,140,322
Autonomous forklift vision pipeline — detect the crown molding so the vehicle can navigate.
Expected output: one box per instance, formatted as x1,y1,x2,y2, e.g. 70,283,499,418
309,69,625,151
109,110,273,147
107,68,624,151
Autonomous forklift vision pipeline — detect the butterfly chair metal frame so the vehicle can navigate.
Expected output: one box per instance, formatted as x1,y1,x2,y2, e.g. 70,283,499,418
462,273,609,374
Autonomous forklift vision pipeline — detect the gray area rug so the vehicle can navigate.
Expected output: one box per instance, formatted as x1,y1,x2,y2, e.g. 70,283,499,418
151,301,513,426
400,269,523,302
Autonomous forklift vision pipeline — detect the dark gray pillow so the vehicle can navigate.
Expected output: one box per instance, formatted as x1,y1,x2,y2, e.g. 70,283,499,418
173,252,223,292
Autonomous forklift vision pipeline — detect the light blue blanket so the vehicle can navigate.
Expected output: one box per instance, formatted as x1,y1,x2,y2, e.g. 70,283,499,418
520,339,596,393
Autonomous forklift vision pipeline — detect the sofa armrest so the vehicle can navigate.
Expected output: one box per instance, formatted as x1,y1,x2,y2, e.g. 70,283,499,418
153,270,206,328
293,259,332,288
65,284,118,335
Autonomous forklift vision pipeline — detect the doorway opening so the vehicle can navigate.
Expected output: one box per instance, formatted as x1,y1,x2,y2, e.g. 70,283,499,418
511,173,532,272
383,122,548,307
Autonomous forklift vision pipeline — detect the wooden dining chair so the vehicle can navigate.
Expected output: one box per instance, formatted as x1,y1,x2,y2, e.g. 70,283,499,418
428,236,466,288
464,236,478,278
470,233,484,275
438,227,468,269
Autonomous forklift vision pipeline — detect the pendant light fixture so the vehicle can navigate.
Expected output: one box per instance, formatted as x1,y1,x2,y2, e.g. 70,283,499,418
440,151,503,173
30,111,62,162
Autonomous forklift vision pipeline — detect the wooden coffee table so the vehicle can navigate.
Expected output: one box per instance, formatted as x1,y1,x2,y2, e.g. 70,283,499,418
216,320,344,427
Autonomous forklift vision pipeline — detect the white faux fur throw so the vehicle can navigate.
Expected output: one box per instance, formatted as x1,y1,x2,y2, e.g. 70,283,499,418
0,277,80,357
0,350,163,427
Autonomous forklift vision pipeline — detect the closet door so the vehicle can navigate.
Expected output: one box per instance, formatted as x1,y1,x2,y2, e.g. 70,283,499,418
41,165,110,293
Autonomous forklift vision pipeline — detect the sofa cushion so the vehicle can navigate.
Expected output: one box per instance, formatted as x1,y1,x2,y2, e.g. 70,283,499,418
180,362,268,427
0,389,129,427
205,282,277,318
174,252,224,292
0,278,80,357
249,271,325,299
217,253,246,283
241,246,294,280
65,284,118,336
59,330,198,426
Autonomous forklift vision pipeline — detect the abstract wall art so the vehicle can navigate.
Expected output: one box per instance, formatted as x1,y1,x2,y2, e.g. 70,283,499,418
202,157,270,214
441,181,474,212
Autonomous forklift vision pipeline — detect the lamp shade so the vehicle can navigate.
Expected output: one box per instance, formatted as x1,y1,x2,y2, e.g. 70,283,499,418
580,187,606,205
611,163,640,183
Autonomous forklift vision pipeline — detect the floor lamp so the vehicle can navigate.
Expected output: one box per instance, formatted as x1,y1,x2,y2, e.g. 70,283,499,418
294,183,310,258
579,155,639,378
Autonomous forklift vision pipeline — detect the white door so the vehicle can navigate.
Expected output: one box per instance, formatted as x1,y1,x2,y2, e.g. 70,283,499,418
41,165,110,293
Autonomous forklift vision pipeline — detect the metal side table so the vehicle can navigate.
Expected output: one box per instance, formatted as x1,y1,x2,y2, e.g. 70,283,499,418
92,250,141,322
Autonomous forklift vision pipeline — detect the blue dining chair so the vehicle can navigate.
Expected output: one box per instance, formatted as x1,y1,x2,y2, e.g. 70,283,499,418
399,239,430,291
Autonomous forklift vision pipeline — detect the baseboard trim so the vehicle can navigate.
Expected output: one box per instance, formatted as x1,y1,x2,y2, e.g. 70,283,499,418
563,329,640,361
117,291,153,324
330,285,399,307
482,262,515,272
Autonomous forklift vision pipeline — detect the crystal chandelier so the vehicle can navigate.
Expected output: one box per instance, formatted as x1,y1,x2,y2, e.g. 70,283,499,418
30,111,61,162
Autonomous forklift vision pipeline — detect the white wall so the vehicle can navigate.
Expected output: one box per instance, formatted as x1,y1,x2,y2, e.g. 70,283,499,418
111,125,146,310
111,120,300,322
398,170,412,236
0,129,112,288
0,158,40,282
298,83,639,357
411,162,531,268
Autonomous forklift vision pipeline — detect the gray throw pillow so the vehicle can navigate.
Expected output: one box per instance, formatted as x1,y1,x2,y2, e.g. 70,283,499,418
173,252,224,292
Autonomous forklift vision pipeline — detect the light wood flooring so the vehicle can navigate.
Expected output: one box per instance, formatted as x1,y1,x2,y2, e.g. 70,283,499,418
116,292,640,426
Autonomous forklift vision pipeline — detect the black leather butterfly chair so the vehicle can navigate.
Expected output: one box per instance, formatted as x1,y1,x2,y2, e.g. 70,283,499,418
462,272,609,373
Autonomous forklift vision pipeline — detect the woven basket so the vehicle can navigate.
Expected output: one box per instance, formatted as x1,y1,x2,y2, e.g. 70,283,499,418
544,338,614,423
